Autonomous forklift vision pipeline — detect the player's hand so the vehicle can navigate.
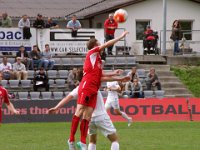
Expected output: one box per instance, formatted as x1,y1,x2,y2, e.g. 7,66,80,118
47,107,58,114
121,76,131,82
114,69,124,76
14,110,20,115
121,31,129,38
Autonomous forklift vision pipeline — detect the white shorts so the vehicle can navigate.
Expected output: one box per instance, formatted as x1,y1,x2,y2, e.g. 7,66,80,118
105,100,120,110
89,114,116,137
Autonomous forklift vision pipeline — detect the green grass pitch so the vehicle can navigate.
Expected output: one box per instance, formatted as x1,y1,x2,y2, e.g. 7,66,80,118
0,122,200,150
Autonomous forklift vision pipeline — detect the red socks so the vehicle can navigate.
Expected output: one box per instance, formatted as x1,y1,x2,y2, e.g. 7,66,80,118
69,115,80,142
69,116,89,144
80,119,89,144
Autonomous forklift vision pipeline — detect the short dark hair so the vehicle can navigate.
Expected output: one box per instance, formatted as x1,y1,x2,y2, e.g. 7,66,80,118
45,44,49,47
87,38,98,50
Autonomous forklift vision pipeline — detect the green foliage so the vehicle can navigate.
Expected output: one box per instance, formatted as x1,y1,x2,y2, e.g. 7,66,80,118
0,122,200,150
171,66,200,97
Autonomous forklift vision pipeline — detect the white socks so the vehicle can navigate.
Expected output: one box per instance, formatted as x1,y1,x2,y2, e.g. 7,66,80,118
88,143,96,150
111,141,119,150
121,111,130,121
88,142,119,150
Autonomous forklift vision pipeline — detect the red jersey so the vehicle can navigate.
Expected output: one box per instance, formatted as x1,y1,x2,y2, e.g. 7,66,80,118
104,19,118,35
79,46,103,94
144,29,153,35
146,36,155,40
0,86,10,123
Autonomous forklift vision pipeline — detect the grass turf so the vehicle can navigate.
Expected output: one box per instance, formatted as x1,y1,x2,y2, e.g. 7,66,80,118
171,66,200,97
0,122,200,150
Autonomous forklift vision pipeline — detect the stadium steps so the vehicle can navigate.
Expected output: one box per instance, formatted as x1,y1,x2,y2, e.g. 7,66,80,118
135,55,167,64
136,64,170,71
161,82,185,88
163,88,192,96
135,65,193,98
159,76,180,82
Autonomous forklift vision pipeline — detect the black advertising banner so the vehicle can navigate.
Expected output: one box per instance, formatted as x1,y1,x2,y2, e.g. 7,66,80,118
2,100,76,123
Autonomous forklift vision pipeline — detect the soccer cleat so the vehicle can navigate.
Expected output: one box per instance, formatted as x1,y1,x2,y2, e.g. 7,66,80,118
128,117,133,127
68,140,76,150
76,141,87,150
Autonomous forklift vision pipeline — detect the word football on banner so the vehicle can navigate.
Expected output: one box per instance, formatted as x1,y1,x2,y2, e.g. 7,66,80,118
2,98,200,123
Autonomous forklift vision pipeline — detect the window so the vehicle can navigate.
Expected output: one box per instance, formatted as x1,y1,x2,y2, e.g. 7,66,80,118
179,20,193,40
136,20,150,40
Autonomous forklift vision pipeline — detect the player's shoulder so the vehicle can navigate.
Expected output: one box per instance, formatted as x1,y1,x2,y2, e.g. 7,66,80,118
0,86,7,93
87,46,100,54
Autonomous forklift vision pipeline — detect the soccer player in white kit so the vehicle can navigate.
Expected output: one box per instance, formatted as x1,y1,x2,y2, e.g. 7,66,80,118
105,81,132,126
48,88,120,150
48,76,129,150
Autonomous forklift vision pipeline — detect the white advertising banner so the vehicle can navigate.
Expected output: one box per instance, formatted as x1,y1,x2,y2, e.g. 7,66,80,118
0,28,37,52
0,28,127,55
37,29,104,54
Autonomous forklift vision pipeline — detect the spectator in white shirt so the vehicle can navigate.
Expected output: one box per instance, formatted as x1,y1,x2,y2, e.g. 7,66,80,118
13,57,28,80
0,57,14,80
18,15,31,39
41,44,55,70
18,15,30,28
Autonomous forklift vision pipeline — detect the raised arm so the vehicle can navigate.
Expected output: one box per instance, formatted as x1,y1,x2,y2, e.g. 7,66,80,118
99,31,129,51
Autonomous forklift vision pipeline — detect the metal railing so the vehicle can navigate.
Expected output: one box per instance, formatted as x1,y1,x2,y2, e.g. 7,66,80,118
160,30,200,55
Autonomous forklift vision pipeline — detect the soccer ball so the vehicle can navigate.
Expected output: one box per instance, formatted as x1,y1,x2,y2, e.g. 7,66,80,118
113,9,128,23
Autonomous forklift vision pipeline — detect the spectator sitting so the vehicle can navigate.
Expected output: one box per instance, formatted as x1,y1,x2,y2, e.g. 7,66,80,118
143,25,157,51
29,45,43,70
130,78,143,98
41,44,55,70
16,45,31,70
18,15,31,39
13,57,28,80
66,15,81,37
67,67,79,90
33,14,45,28
45,17,59,28
1,13,12,27
33,67,49,91
125,67,139,91
146,67,161,90
0,57,14,80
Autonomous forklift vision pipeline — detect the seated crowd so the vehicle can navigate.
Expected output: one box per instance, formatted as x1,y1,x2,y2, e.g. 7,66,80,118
123,66,162,98
0,44,55,80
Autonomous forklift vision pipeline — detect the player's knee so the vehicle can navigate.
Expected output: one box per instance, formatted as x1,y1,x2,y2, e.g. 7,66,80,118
89,135,97,144
89,140,97,144
107,133,119,142
75,108,84,117
114,109,121,115
83,113,92,121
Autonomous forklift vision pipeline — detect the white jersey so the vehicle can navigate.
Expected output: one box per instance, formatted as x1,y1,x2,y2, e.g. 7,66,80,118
69,86,107,118
106,81,120,103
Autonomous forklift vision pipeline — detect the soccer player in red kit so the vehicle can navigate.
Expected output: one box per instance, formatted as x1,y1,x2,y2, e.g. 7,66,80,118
68,31,129,150
0,86,19,124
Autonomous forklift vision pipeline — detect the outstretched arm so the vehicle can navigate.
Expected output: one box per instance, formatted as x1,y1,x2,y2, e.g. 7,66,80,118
48,94,74,114
6,102,20,115
101,75,130,82
99,31,129,51
102,69,124,77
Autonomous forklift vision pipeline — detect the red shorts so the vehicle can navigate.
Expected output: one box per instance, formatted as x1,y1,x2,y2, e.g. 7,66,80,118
77,90,97,109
